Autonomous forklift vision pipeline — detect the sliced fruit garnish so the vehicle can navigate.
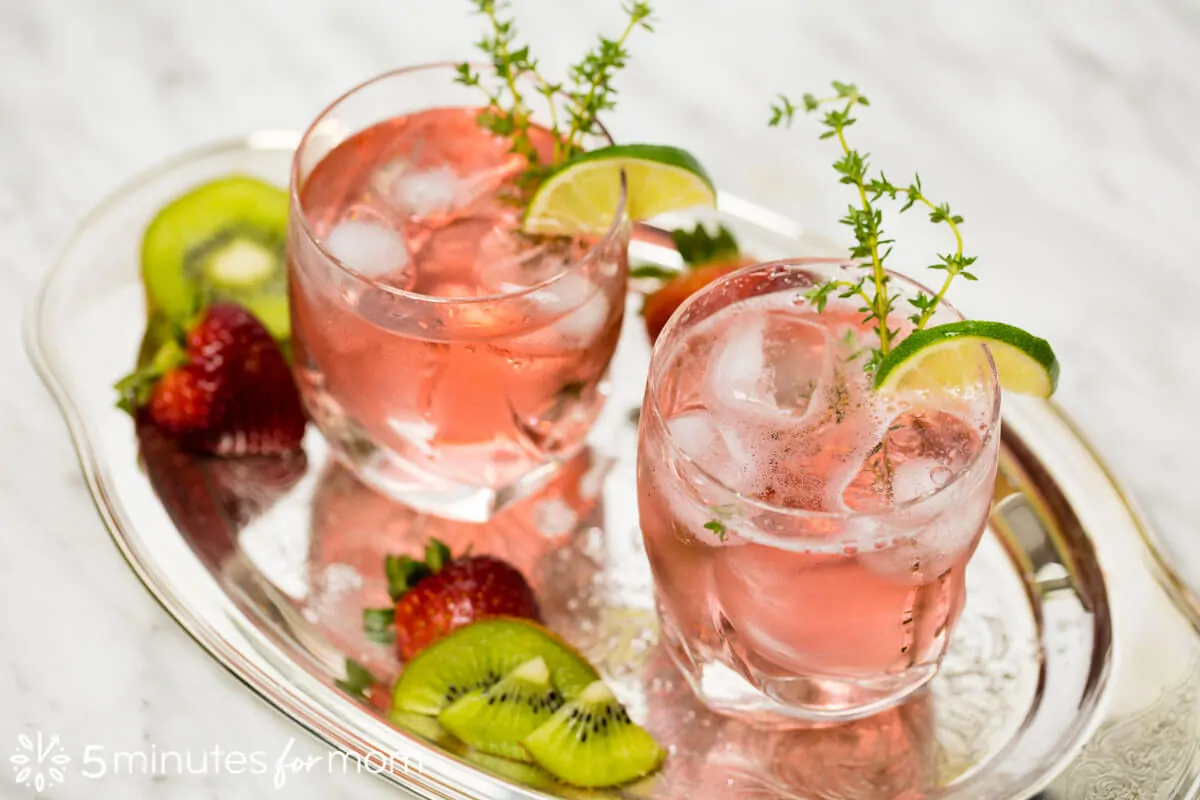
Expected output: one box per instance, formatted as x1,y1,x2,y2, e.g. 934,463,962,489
522,144,716,236
391,618,598,717
438,656,563,762
462,750,557,790
389,711,460,750
364,539,541,661
523,680,665,788
875,320,1059,397
141,176,290,341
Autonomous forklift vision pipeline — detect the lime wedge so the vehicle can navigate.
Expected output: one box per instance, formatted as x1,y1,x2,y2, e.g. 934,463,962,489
875,320,1059,397
523,144,716,236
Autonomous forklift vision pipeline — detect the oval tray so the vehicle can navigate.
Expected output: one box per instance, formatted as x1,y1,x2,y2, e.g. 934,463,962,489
26,134,1200,799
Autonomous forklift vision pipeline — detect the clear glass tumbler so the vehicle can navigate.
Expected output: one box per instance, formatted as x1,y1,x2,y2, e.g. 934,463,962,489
637,259,1001,725
287,65,629,521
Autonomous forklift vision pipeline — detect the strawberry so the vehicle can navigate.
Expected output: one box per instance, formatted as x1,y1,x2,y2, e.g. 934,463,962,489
365,539,540,661
117,303,305,455
137,413,307,566
639,223,754,344
642,261,748,343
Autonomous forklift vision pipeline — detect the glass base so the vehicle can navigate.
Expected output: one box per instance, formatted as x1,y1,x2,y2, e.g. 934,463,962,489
661,617,939,728
317,414,570,523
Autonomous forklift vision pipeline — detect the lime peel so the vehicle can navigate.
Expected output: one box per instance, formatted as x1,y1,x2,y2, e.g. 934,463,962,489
875,320,1059,398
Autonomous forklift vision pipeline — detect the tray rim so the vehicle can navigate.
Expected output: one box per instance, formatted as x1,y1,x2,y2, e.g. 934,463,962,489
24,131,1200,799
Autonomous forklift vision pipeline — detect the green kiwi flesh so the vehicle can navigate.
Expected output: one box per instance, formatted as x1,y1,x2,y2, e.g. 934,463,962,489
523,680,665,788
141,176,289,339
462,750,557,790
391,619,598,717
438,657,563,762
388,711,461,751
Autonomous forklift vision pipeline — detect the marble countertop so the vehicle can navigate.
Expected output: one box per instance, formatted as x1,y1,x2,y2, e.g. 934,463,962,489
3,0,1198,797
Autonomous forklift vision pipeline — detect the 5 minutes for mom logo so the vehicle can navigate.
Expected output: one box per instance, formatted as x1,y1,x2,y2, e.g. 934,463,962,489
10,733,71,791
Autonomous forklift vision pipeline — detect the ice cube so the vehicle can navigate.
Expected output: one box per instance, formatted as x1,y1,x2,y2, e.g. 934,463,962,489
667,413,719,461
889,457,942,504
665,412,756,490
707,311,833,422
477,232,580,295
391,165,471,218
764,316,829,415
323,220,410,277
707,317,768,412
516,273,612,351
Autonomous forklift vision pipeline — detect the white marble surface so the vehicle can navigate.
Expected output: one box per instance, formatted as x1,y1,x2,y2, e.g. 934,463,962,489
3,0,1198,797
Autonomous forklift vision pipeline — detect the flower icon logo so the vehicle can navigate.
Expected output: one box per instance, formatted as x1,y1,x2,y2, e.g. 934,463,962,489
10,733,70,791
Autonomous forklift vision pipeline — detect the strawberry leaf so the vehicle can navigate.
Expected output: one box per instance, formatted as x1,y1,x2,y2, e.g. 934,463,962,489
363,607,396,644
425,538,453,573
113,338,188,415
629,264,680,280
385,555,432,602
671,223,739,267
334,658,377,698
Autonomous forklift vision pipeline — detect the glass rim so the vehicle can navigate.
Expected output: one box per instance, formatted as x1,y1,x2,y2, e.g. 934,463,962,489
644,257,1003,523
288,61,628,307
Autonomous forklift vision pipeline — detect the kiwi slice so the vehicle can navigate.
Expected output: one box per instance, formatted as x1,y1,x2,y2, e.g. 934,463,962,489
438,656,563,762
141,176,290,340
388,710,461,751
391,619,598,717
523,680,665,788
463,750,557,790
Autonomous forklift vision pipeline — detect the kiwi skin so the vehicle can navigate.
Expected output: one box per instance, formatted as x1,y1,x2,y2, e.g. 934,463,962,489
523,680,665,789
391,619,598,717
438,656,563,762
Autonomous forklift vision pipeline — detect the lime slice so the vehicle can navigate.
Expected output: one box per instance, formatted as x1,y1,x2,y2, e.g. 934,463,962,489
523,144,716,236
875,320,1059,397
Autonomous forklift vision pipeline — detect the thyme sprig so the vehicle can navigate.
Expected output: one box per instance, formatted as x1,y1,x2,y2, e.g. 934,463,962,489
456,0,654,187
769,82,977,372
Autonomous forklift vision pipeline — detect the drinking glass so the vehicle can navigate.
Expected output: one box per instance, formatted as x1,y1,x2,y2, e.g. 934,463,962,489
637,259,1001,725
287,65,629,521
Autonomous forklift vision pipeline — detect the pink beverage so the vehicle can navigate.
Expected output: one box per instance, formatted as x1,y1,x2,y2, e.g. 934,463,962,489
288,66,628,520
637,260,1001,725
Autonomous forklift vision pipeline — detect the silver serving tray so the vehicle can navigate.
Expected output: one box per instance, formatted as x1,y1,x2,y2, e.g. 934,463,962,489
26,134,1200,799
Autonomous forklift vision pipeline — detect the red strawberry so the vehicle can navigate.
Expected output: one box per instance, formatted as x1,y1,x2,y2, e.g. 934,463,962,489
640,223,756,343
119,303,305,455
366,539,540,661
137,413,307,567
642,261,750,343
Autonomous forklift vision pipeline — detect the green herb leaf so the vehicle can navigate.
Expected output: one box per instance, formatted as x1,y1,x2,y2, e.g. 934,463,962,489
459,0,655,188
703,520,727,542
363,607,396,645
768,81,978,363
334,658,377,698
